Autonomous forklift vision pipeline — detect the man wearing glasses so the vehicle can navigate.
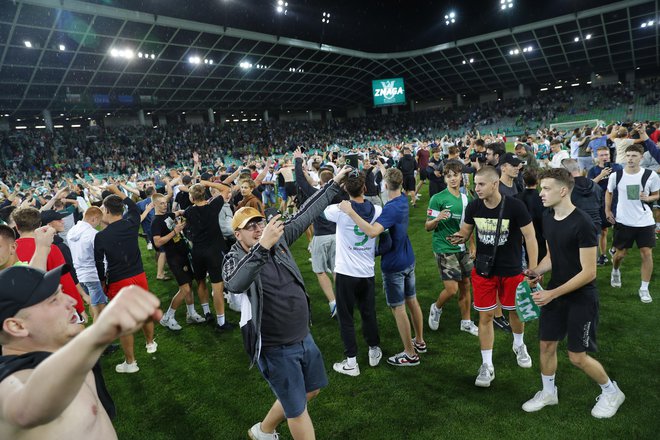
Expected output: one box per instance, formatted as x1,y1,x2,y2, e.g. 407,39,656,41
223,165,351,440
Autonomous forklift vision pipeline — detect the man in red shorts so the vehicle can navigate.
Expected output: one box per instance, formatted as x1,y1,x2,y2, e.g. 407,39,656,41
94,184,155,374
449,166,538,387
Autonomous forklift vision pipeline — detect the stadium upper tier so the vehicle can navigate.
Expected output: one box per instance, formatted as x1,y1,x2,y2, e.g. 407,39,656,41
1,77,658,183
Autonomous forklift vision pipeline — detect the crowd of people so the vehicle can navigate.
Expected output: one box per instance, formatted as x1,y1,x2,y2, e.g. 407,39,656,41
0,112,659,439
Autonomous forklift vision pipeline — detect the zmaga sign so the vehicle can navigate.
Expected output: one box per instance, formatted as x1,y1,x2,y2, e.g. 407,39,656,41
372,77,406,107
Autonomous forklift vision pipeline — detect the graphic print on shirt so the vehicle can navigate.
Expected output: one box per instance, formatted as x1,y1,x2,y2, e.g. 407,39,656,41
474,218,510,246
353,225,368,246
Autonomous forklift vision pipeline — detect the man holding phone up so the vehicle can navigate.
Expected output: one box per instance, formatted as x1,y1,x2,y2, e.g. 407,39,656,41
587,146,623,265
448,166,538,388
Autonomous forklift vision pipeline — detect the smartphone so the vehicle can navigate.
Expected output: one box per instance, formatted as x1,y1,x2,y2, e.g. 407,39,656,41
604,162,611,168
344,154,359,169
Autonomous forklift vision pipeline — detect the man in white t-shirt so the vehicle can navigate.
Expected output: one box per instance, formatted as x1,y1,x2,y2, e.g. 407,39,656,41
546,140,570,169
607,125,645,164
605,144,660,303
324,171,383,377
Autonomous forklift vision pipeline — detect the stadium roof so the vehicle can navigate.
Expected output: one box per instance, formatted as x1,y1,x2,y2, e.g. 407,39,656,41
0,0,658,117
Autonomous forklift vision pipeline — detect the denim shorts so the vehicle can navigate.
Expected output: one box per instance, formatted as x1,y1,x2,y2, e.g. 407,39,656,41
81,281,108,306
382,263,417,307
257,333,328,419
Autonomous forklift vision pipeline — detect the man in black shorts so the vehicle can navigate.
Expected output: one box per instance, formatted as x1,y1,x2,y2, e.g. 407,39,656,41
151,193,205,331
397,146,417,207
523,168,625,418
184,181,235,331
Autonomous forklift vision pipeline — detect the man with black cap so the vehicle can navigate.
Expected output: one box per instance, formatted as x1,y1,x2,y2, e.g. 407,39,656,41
223,164,351,440
0,265,161,439
499,153,524,198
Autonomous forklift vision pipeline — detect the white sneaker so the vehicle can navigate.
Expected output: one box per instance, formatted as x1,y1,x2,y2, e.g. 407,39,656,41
186,311,206,324
333,359,360,377
513,344,532,368
475,363,495,387
591,382,625,419
115,361,139,374
639,289,653,303
368,346,382,367
610,271,621,288
522,388,559,412
160,315,182,331
145,340,158,354
428,303,442,331
147,242,153,251
460,321,479,336
248,422,279,440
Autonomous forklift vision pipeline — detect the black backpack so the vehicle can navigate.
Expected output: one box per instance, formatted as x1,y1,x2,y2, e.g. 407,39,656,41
613,168,654,211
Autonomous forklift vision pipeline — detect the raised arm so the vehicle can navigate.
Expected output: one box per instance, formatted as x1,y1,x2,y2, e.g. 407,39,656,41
338,200,384,238
0,286,160,429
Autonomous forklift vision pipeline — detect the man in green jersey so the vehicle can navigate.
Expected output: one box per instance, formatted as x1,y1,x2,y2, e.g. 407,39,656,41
425,162,479,336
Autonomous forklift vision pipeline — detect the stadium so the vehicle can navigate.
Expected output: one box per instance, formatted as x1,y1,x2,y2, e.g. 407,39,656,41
0,0,659,439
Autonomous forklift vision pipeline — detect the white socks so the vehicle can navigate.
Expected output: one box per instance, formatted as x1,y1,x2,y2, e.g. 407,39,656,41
216,314,225,326
513,332,525,348
201,303,210,314
600,379,617,394
186,304,196,315
641,281,650,290
165,308,175,319
481,349,493,366
542,374,556,395
347,356,357,368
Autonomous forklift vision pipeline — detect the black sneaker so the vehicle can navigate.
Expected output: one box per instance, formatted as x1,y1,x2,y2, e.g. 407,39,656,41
597,255,608,266
102,343,120,356
214,322,236,332
493,316,512,333
204,313,215,325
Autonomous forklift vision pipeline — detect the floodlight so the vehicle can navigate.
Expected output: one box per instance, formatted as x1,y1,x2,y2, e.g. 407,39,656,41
24,41,32,48
501,0,513,10
138,52,143,58
59,44,65,51
444,11,456,25
585,34,592,39
151,54,156,59
110,48,119,57
574,37,579,42
469,58,474,63
641,22,647,28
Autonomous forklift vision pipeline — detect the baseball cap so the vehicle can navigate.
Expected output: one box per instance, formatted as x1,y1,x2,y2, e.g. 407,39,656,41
0,265,70,326
40,210,67,225
231,207,265,231
501,152,523,167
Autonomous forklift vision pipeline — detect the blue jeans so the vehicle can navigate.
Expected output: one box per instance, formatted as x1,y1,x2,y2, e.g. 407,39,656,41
257,333,328,418
382,264,417,307
81,281,108,306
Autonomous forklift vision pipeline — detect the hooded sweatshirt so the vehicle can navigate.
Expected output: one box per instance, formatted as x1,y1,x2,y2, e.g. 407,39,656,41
324,199,382,278
67,220,101,283
570,176,602,228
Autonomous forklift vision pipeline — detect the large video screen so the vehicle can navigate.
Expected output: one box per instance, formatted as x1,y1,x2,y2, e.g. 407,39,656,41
372,77,406,107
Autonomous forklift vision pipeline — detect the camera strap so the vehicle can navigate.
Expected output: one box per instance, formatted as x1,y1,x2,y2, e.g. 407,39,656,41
490,196,507,264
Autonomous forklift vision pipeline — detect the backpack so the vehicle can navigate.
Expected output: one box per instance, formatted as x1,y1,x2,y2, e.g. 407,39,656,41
614,168,654,211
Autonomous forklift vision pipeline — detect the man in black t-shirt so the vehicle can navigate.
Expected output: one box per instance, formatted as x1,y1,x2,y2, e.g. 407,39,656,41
151,193,205,331
448,166,538,388
184,181,235,331
522,168,625,419
174,175,193,211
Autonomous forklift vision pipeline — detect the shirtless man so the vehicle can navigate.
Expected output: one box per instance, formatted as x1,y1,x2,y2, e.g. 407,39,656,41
0,265,161,439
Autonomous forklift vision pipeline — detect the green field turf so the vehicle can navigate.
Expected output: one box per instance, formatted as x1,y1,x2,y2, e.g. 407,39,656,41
101,189,659,440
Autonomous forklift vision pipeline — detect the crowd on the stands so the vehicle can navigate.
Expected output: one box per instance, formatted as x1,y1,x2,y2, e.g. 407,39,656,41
1,111,659,439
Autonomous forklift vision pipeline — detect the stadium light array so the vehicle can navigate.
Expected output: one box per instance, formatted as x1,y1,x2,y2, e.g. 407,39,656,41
58,44,66,51
288,67,305,72
189,56,202,64
138,52,158,59
110,48,134,59
239,61,253,69
276,0,288,15
500,0,513,10
461,58,475,65
322,12,330,24
640,19,655,28
24,41,32,48
444,11,456,26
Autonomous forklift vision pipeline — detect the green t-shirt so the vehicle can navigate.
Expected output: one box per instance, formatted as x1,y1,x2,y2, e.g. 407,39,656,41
427,189,470,254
